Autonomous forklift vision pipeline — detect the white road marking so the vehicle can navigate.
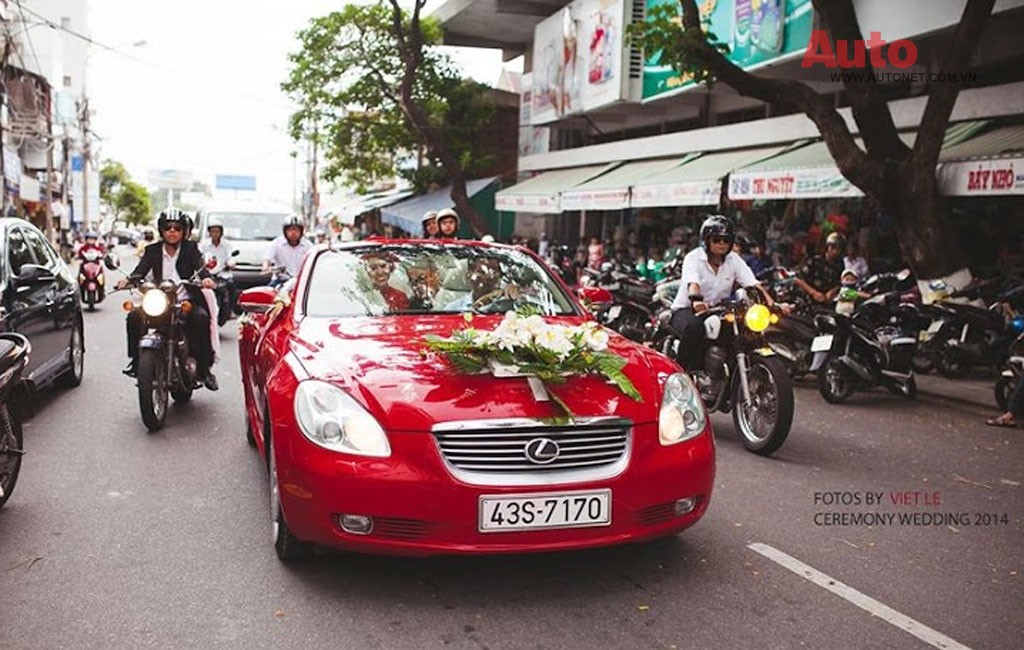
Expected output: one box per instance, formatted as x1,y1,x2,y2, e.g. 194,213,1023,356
748,543,972,650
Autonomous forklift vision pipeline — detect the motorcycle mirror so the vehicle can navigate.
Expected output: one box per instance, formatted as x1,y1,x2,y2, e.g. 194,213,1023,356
104,253,120,270
896,268,911,281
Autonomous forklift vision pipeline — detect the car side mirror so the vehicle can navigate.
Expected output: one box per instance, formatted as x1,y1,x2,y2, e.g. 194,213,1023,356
237,286,277,314
104,253,120,270
578,286,613,305
15,264,56,286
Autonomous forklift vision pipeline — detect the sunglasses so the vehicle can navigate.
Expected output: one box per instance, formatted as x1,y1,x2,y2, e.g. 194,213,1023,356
161,224,183,232
709,235,733,244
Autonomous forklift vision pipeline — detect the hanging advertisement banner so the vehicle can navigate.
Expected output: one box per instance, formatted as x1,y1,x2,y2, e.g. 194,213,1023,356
632,180,724,207
560,187,629,211
937,157,1024,196
494,192,561,214
531,0,629,125
641,0,812,101
3,146,22,187
728,167,863,200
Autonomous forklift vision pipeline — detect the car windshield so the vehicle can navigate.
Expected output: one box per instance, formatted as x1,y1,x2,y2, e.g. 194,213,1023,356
208,211,288,240
304,244,578,317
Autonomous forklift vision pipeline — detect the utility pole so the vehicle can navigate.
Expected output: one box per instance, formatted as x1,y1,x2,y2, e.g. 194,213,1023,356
1,42,9,218
79,97,91,231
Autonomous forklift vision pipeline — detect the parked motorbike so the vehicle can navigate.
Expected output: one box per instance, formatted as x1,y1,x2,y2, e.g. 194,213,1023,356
122,275,212,432
994,327,1024,411
810,289,921,403
928,280,1019,378
0,333,30,509
659,288,794,456
579,264,656,342
78,248,107,311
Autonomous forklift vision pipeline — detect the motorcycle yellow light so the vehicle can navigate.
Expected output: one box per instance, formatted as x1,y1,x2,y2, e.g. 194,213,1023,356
744,304,772,332
97,276,104,286
769,313,779,325
180,300,193,314
724,313,735,323
141,289,170,317
122,300,134,312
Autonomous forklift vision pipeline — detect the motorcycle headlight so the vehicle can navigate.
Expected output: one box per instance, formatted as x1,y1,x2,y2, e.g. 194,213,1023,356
744,303,772,332
294,380,391,457
141,289,170,317
659,373,707,446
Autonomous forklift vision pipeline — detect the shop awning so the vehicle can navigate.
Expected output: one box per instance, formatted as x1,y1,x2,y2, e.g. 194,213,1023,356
631,147,791,208
560,157,698,211
380,177,498,234
494,164,617,214
333,190,414,225
728,121,991,200
937,124,1024,196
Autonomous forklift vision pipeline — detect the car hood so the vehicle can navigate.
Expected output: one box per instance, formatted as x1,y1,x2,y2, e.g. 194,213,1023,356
287,315,670,431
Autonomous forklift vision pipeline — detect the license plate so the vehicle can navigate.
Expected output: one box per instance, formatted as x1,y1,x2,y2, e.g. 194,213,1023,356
607,305,622,320
479,489,611,532
810,334,833,353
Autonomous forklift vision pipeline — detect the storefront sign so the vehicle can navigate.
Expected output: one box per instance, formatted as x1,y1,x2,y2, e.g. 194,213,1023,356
19,174,41,202
495,192,561,214
561,187,629,211
937,157,1024,196
531,0,629,125
641,0,812,101
728,167,863,199
631,180,723,207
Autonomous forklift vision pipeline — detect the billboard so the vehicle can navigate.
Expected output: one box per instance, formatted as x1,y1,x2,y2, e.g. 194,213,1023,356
531,0,630,125
148,169,194,190
641,0,813,101
215,174,257,191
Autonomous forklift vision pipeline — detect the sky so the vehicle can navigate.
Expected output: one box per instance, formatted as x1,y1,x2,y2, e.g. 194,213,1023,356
85,0,519,204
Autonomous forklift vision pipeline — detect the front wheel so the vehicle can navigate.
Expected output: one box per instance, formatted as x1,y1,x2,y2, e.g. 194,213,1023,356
0,404,24,509
138,349,168,432
817,356,854,404
269,430,310,561
995,376,1016,412
732,355,794,456
936,346,971,379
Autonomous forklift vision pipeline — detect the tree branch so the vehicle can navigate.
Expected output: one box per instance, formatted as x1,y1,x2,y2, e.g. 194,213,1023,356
812,0,907,159
913,0,995,167
677,0,884,190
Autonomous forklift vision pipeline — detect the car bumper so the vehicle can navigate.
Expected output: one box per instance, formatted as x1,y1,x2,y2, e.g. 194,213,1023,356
232,267,269,290
275,423,715,557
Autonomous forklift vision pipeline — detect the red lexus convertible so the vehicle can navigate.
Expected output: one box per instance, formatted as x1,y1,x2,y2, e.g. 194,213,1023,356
237,240,714,561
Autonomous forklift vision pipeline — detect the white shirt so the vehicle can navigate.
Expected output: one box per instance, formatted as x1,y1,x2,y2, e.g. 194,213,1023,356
672,247,759,309
200,239,235,274
264,236,313,278
160,245,189,300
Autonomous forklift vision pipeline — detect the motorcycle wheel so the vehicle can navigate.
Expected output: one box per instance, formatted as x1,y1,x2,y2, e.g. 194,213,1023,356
138,349,169,432
269,427,309,561
817,356,854,404
732,356,794,456
614,307,649,342
887,375,918,399
995,376,1016,412
0,404,23,509
911,352,934,374
936,346,971,379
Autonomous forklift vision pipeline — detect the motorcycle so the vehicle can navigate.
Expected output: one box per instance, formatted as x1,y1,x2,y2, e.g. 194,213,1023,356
122,274,213,432
579,264,656,342
928,280,1019,379
659,288,795,456
0,333,30,509
994,327,1024,411
78,248,107,311
206,250,240,327
810,289,921,403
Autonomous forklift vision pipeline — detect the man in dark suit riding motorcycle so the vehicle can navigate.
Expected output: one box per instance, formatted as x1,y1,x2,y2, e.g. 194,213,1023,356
116,208,219,390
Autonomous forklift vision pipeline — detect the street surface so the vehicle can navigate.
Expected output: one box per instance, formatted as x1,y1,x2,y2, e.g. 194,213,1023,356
1,248,1021,649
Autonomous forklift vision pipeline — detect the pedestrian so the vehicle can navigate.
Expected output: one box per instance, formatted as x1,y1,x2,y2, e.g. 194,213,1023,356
987,378,1023,428
844,240,869,280
538,232,550,259
587,236,604,270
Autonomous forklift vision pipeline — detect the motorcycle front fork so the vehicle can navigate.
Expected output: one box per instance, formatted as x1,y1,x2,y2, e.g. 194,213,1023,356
733,321,752,407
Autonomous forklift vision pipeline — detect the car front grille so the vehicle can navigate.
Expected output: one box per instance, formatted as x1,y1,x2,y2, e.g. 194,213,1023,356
432,418,631,486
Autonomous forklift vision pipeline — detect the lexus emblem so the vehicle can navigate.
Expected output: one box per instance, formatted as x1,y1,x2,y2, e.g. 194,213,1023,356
524,438,560,465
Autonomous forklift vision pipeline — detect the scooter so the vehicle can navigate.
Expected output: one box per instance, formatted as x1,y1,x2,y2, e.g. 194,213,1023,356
78,248,106,311
0,333,30,509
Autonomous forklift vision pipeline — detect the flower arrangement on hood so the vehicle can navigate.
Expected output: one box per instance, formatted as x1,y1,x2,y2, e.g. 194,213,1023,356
423,308,641,404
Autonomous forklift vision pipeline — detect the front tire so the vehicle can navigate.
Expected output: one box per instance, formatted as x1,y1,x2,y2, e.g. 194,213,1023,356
818,356,854,404
269,430,309,561
138,349,168,432
56,322,85,388
0,405,24,509
732,356,794,456
936,346,971,379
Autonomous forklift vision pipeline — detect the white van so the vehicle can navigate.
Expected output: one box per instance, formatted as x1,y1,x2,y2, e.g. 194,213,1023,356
194,201,293,289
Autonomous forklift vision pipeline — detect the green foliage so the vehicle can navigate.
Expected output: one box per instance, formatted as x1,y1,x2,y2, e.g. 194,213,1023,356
626,2,730,88
282,3,496,192
99,159,151,226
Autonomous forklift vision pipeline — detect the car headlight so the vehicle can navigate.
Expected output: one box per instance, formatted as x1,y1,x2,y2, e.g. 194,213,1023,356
659,373,707,446
294,380,391,457
744,303,772,332
141,289,170,317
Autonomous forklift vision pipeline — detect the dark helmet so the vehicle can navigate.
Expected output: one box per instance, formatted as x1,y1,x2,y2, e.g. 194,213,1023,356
282,214,305,235
825,231,847,251
734,234,751,252
699,214,735,250
157,208,189,233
